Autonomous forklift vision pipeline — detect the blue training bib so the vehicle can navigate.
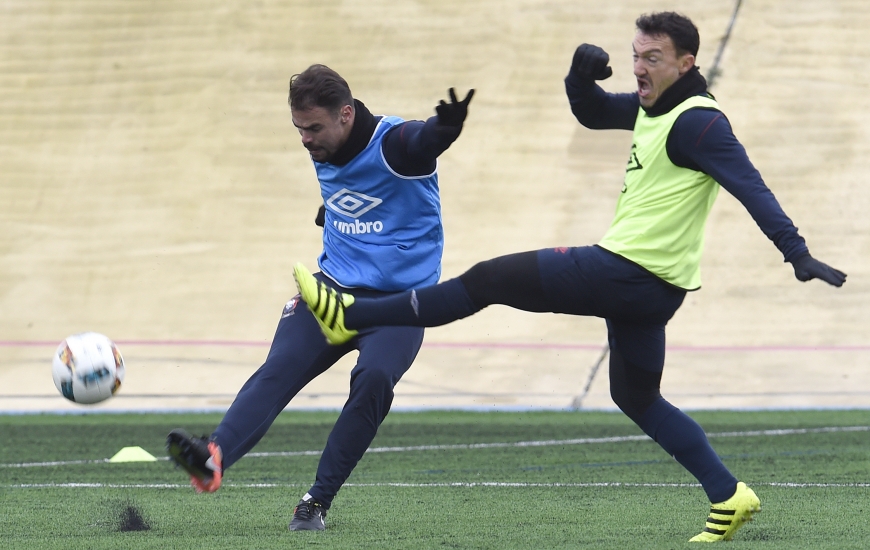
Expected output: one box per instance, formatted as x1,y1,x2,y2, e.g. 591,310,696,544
315,116,443,291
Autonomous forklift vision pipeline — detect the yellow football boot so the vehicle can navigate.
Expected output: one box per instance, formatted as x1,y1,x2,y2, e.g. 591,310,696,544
293,262,358,345
689,482,761,542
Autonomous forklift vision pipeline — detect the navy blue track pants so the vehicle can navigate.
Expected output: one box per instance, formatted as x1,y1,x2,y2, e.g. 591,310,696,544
211,274,424,508
459,246,738,502
346,245,739,503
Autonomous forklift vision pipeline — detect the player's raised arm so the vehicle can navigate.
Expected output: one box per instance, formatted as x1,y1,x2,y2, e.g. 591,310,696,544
564,43,637,130
382,87,475,176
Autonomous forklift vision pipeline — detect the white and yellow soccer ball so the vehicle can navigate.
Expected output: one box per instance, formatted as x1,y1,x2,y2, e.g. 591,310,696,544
52,332,125,404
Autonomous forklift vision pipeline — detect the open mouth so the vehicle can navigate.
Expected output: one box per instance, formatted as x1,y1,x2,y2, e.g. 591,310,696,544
637,78,651,98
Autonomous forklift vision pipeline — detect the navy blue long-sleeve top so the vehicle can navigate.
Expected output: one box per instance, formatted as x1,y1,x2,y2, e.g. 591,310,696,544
564,74,808,263
330,99,461,176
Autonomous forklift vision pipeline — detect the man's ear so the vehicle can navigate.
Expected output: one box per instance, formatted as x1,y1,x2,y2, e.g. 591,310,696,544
679,53,696,75
340,104,354,124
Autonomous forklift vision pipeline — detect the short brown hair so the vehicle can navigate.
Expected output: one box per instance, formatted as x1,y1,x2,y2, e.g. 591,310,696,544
288,64,354,113
636,12,700,57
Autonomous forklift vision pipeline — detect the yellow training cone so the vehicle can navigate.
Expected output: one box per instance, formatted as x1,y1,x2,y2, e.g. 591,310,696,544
109,446,158,463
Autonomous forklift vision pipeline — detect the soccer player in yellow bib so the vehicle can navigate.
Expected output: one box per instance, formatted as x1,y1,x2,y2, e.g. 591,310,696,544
293,12,846,542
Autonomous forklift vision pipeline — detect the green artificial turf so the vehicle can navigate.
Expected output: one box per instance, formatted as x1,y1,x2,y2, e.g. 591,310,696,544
1,409,868,549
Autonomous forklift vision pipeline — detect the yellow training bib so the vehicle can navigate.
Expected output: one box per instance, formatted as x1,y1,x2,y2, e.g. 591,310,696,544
599,95,721,290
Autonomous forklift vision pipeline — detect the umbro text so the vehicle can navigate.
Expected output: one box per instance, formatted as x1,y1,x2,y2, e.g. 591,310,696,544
333,219,384,234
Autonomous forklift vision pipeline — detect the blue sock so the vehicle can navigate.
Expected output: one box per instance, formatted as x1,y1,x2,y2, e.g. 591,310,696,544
344,278,479,329
638,398,738,503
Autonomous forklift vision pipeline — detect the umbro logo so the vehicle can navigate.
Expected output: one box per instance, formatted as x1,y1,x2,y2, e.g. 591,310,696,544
326,188,383,219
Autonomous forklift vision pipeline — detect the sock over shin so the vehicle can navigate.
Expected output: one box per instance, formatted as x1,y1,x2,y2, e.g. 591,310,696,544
639,398,738,503
344,278,479,329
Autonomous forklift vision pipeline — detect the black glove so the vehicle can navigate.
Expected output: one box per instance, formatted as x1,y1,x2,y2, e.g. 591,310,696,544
570,43,613,80
791,254,846,287
435,88,475,127
315,204,325,227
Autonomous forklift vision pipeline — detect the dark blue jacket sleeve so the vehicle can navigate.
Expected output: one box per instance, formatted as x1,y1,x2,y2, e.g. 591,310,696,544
667,108,809,262
381,116,462,177
564,72,638,130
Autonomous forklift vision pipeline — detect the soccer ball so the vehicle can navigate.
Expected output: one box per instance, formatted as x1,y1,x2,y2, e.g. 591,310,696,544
52,332,125,404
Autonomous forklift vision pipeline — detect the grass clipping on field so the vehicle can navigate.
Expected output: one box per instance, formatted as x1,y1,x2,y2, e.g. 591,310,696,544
118,500,150,532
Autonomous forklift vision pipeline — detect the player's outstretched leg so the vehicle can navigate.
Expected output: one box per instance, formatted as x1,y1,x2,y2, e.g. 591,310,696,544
289,494,328,531
294,263,357,345
689,482,761,542
166,428,223,493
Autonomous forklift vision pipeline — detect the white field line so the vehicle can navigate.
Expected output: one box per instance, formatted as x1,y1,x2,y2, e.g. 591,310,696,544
2,458,113,468
2,425,868,469
7,481,870,489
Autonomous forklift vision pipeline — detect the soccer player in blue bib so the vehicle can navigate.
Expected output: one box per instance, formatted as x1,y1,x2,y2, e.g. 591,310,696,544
293,13,846,542
167,64,474,531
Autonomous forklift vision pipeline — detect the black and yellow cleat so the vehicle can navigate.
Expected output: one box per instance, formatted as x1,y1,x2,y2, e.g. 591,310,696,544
689,482,761,542
293,262,358,345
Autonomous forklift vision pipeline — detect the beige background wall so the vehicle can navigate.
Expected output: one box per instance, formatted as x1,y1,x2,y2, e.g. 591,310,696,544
1,0,868,412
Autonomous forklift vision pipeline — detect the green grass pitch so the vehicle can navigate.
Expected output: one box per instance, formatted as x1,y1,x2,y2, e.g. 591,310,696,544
2,409,869,549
